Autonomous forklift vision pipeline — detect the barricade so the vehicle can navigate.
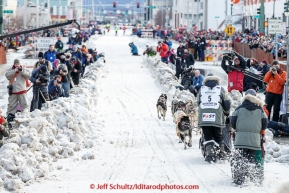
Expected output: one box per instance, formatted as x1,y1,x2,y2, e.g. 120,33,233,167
205,40,233,62
141,29,153,38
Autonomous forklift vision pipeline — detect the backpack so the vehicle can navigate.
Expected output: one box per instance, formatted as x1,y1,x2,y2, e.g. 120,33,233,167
58,41,63,48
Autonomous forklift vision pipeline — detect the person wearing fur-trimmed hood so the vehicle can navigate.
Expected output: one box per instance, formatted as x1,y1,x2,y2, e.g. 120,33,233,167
230,89,268,183
197,73,231,163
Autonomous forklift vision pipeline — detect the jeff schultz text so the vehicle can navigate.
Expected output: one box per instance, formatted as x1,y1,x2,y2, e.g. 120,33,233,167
94,183,199,190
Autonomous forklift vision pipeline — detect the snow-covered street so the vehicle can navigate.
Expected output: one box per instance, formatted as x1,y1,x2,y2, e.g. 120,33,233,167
0,32,288,193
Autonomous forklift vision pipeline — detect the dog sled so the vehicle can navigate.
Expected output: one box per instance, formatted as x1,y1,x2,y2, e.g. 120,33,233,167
199,123,233,159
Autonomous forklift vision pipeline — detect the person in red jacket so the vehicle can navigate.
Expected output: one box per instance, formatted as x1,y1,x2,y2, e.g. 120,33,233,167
264,60,286,121
221,52,246,94
156,41,169,64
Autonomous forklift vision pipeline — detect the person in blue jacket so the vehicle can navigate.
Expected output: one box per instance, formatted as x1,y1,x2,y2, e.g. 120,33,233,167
164,36,173,49
48,75,62,100
128,42,139,56
189,70,204,97
44,45,57,64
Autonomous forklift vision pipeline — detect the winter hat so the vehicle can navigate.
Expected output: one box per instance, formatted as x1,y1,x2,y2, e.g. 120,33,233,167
38,52,44,58
14,59,20,64
261,59,268,64
245,89,257,96
207,73,214,76
71,57,77,63
39,65,47,73
73,45,77,50
53,59,60,68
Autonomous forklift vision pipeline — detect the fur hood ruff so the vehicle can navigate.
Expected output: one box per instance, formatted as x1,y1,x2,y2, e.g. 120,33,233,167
242,94,264,107
202,76,221,85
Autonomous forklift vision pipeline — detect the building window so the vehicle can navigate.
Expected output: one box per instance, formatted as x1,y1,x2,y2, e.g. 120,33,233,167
201,2,203,9
181,13,182,18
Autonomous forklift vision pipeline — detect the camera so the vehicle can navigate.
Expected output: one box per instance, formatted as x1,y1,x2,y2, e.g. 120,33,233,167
18,68,23,72
7,84,13,95
272,66,277,72
35,74,49,84
183,66,194,74
57,80,61,84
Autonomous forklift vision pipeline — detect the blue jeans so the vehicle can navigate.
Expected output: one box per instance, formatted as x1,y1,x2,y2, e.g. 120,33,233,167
161,57,168,64
62,81,70,97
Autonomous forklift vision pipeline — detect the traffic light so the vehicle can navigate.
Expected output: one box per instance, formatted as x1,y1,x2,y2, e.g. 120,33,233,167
113,10,116,14
113,2,116,8
125,10,128,15
137,2,140,8
264,21,268,27
257,7,261,15
285,2,289,12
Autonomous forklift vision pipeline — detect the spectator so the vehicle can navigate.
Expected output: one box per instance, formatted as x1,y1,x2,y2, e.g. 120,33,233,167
48,75,62,100
221,52,246,94
81,45,89,54
55,37,64,52
5,59,31,117
264,60,286,121
189,70,204,97
128,42,139,56
30,65,50,111
181,48,195,69
44,44,57,64
187,36,195,56
0,108,10,147
70,57,82,86
72,45,83,61
163,36,173,49
156,41,169,64
177,41,186,58
258,59,270,76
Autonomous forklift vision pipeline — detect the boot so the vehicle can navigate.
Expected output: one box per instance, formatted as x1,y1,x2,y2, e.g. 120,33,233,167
218,143,227,160
205,142,216,163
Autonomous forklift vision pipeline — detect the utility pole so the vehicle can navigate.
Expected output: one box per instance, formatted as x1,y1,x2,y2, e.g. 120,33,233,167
36,0,39,27
231,4,233,15
260,0,265,34
58,0,60,23
24,0,27,29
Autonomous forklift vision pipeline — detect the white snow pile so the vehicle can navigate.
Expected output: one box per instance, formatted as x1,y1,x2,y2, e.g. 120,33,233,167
0,62,104,191
264,129,289,163
143,57,196,102
227,90,243,113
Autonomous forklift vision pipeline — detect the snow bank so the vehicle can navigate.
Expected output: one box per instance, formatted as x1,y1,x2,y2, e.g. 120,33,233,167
264,129,289,163
143,57,196,103
0,62,104,191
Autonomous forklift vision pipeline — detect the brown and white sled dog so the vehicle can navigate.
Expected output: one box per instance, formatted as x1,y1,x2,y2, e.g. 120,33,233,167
157,94,167,121
173,101,187,123
176,113,192,149
171,99,179,117
185,100,199,132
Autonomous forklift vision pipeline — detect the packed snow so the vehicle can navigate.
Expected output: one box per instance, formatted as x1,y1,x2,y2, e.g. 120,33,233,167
0,31,288,193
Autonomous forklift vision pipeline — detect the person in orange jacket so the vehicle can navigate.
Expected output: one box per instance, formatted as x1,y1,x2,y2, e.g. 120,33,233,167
156,41,169,64
264,60,287,121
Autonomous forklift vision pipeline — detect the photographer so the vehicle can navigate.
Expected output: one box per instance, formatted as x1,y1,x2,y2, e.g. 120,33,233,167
0,108,10,148
48,75,62,100
70,57,82,86
53,62,71,97
34,52,53,76
5,59,31,118
181,48,195,68
221,52,246,94
156,41,169,63
264,60,286,121
180,66,194,90
30,65,50,111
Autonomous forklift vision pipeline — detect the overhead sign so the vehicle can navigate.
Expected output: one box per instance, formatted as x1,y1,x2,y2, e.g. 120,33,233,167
281,22,286,35
268,19,282,34
215,16,220,18
254,15,260,19
224,25,235,37
225,16,232,25
37,38,55,49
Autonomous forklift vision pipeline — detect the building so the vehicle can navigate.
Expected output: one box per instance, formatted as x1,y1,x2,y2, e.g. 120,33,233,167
3,0,18,29
16,0,83,27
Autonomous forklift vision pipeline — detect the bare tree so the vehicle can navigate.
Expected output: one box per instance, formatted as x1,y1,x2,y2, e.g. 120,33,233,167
154,10,166,28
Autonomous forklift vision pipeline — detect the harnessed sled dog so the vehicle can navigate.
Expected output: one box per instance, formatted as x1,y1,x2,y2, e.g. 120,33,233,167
176,112,192,149
173,101,187,123
185,100,200,133
157,94,167,121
